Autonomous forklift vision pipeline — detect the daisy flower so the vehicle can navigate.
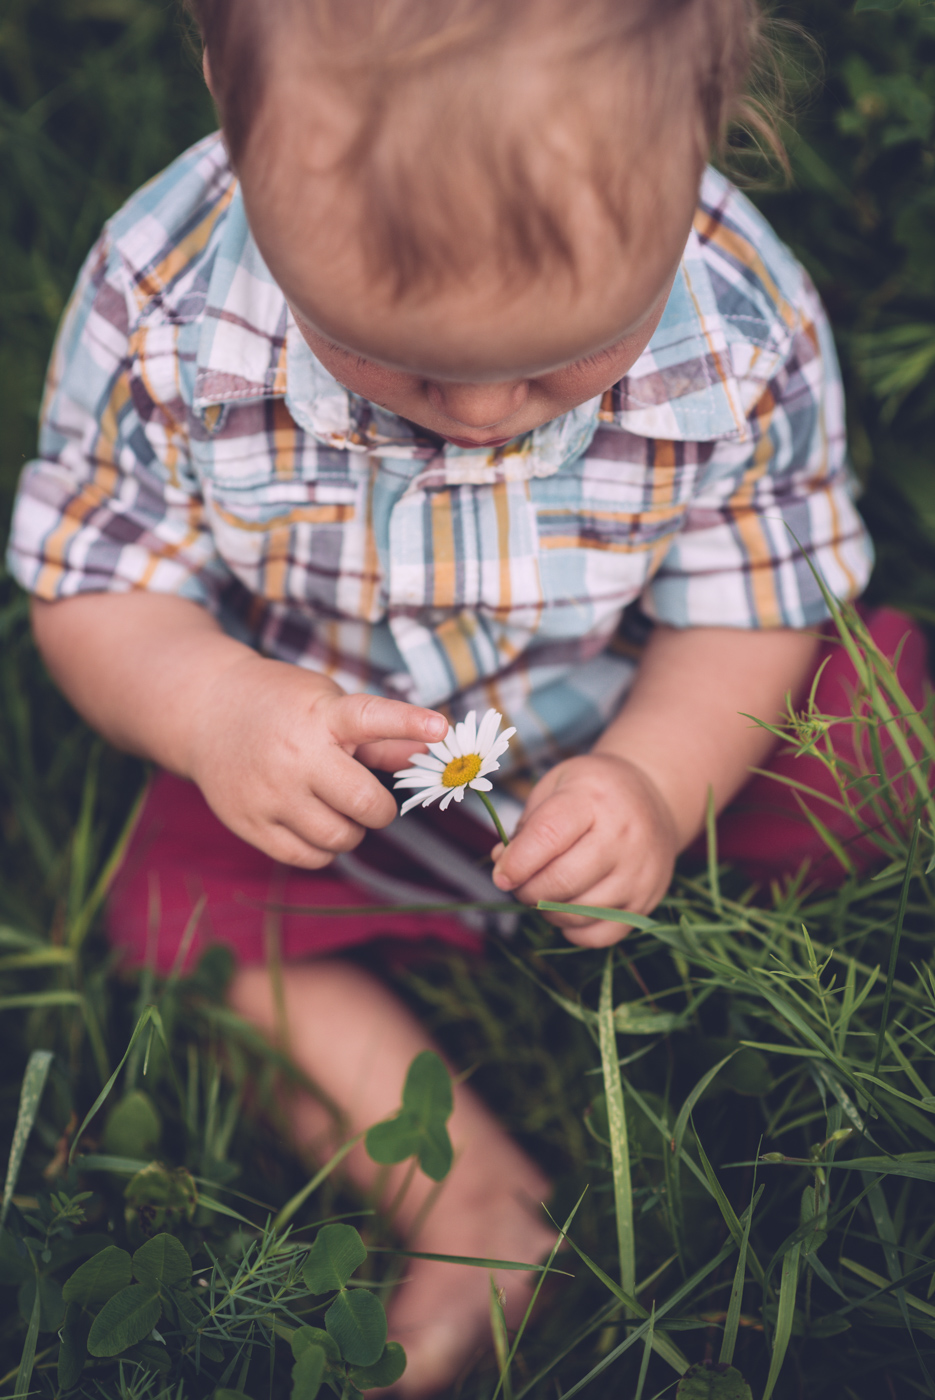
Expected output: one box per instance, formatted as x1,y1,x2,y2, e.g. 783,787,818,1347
393,708,515,840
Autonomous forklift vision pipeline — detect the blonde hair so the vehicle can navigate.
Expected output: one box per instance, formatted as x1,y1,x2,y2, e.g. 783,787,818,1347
185,0,788,296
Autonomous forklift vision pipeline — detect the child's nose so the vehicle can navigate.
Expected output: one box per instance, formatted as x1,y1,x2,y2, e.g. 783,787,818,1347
428,379,528,428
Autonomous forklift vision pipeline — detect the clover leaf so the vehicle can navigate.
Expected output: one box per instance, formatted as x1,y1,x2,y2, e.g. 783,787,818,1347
677,1363,753,1400
62,1246,132,1306
324,1288,387,1368
291,1326,340,1365
349,1341,407,1390
87,1285,162,1358
302,1224,367,1294
365,1050,453,1182
291,1345,326,1400
132,1233,191,1291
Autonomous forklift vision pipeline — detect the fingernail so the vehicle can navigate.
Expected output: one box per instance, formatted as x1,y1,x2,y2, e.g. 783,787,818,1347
492,868,513,891
426,713,447,738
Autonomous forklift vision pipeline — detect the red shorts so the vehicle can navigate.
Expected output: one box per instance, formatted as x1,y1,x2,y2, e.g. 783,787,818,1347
106,607,929,975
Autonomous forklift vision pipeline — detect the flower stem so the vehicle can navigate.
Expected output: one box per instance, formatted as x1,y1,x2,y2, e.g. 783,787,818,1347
477,789,510,847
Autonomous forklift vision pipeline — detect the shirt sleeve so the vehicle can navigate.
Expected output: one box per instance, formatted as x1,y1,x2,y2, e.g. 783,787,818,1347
641,280,874,630
6,229,231,608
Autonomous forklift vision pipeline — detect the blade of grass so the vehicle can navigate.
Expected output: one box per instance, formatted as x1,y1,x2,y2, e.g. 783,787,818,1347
706,784,722,913
841,1258,935,1320
554,1239,736,1400
762,1241,801,1400
634,1303,655,1400
370,1247,570,1274
272,1131,365,1232
807,576,935,827
197,1195,258,1227
68,777,148,951
489,1275,513,1400
69,1006,157,1164
1,1049,53,1230
791,791,856,875
78,991,111,1088
0,948,74,972
550,1221,689,1374
538,901,658,930
673,1053,737,1162
719,1185,763,1365
67,739,100,930
261,899,518,916
599,950,635,1305
0,991,82,1011
12,1279,41,1400
624,1080,764,1286
874,819,920,1074
861,1172,935,1396
691,1120,744,1251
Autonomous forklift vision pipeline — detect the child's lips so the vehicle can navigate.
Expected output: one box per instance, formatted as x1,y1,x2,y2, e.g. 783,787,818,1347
442,434,514,449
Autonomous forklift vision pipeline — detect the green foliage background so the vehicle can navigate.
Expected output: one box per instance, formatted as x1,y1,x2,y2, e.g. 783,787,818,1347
1,0,934,927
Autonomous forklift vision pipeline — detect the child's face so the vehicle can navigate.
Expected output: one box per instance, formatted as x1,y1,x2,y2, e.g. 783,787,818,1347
238,74,697,449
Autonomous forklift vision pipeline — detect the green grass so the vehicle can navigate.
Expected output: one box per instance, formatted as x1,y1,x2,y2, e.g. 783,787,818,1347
2,2,935,1398
1,603,934,1400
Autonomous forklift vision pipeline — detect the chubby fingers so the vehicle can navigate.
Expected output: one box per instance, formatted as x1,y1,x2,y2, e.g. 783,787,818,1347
557,916,635,948
354,737,430,771
308,695,447,832
324,693,447,751
214,784,368,870
491,792,593,893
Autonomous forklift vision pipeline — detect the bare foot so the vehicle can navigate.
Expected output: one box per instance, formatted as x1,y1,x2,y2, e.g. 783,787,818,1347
227,963,557,1396
385,1175,557,1398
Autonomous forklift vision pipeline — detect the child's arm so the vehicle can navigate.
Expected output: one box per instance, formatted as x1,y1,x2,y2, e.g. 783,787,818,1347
32,592,447,868
491,623,818,945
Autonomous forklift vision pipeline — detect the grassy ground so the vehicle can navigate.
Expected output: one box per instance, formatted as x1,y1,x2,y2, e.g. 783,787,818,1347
2,3,935,1399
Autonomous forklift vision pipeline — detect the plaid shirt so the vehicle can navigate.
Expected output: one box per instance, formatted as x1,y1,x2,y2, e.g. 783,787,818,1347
9,134,873,774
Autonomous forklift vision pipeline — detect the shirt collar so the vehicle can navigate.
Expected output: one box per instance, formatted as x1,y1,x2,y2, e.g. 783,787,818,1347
608,221,750,443
193,179,748,469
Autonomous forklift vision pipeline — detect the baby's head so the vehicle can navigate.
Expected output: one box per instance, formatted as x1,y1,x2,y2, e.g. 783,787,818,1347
187,0,776,447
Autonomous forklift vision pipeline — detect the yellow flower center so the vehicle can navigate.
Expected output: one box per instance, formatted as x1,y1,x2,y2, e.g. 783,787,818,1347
441,753,482,788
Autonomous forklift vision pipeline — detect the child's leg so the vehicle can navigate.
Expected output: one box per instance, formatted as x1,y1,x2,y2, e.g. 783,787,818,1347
706,606,930,884
229,960,556,1398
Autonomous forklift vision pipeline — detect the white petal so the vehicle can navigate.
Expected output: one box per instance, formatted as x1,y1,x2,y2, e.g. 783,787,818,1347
455,710,477,755
405,753,446,771
475,708,502,758
393,773,442,790
401,789,441,814
452,785,466,801
444,724,463,758
393,760,442,780
421,788,446,808
486,732,515,763
476,755,502,778
439,789,457,811
469,777,492,791
426,738,456,763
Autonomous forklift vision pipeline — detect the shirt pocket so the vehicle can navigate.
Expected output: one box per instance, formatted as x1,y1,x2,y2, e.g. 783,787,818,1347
193,400,383,620
385,479,545,702
529,439,700,640
387,478,543,620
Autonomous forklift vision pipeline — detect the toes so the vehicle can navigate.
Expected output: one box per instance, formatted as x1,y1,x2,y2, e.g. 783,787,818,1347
385,1320,482,1399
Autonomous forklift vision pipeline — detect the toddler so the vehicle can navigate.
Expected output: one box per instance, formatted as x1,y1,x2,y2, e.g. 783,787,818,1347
9,0,882,1392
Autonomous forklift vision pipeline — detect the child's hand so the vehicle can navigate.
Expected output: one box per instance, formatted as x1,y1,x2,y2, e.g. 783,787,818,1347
489,754,678,946
187,654,447,868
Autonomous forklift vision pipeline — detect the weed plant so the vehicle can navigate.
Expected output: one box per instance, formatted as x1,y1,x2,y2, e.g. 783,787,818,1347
2,3,935,1399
